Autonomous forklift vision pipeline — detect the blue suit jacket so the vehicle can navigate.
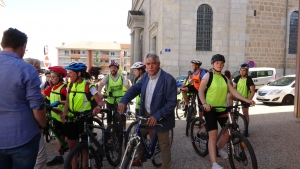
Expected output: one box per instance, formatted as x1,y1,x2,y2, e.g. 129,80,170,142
120,69,177,132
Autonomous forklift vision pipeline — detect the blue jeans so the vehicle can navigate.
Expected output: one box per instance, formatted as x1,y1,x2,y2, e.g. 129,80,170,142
0,133,40,169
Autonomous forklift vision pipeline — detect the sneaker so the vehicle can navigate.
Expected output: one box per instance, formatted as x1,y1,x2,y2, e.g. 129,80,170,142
212,162,223,169
218,149,228,159
46,156,64,166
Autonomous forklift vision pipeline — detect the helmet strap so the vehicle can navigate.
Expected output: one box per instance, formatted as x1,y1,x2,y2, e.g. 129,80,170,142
213,68,222,73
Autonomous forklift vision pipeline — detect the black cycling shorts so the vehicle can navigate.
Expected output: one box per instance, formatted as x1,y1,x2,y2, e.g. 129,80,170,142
52,120,65,136
204,110,228,132
184,85,202,111
64,117,93,140
239,100,250,108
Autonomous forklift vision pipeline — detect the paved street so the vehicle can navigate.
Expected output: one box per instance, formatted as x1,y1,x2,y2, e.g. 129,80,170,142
45,99,298,169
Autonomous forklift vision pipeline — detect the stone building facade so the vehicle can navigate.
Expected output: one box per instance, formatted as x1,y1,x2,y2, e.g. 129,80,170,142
127,0,298,77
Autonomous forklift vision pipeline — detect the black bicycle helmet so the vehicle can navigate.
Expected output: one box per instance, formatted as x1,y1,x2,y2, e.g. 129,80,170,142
191,59,202,66
109,61,119,69
239,63,249,69
211,54,225,64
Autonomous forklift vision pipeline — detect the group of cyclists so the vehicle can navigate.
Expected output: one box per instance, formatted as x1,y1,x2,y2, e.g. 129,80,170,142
40,53,255,169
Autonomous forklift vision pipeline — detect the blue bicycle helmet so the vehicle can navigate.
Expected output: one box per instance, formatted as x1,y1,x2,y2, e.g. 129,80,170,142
65,62,87,71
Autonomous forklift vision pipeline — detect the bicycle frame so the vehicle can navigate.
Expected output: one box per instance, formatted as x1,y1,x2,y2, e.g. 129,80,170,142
119,117,161,169
45,115,68,152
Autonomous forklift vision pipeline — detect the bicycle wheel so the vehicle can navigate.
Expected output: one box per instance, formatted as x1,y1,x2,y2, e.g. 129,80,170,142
228,131,258,169
124,121,138,148
113,112,124,147
91,118,104,144
123,139,137,169
152,129,174,167
190,117,208,157
43,128,52,143
64,142,102,169
235,113,248,136
186,106,193,136
106,125,122,167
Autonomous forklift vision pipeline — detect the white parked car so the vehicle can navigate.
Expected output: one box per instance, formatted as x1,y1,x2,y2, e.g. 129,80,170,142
256,75,295,105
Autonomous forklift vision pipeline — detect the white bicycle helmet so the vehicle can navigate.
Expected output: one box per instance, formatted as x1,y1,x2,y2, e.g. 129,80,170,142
121,71,128,75
98,74,105,79
191,59,202,66
131,62,146,69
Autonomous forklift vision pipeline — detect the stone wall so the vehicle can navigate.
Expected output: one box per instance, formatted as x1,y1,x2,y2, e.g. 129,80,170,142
246,0,298,77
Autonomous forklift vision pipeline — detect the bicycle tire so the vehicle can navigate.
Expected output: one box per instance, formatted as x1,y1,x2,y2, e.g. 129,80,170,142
235,113,248,136
106,125,122,167
124,121,138,148
190,117,208,157
44,120,54,143
185,106,193,136
152,129,174,167
90,117,104,155
123,139,137,169
113,112,124,148
228,131,258,169
64,142,102,169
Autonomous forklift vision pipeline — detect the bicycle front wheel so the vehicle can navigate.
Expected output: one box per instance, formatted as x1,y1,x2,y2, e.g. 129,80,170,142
235,113,248,136
190,117,208,157
175,100,181,119
124,121,138,148
113,112,124,147
123,139,137,169
228,131,258,169
64,142,102,169
106,125,122,167
185,106,193,136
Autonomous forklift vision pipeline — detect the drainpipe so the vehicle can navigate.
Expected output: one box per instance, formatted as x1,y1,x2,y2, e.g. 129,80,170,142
284,0,289,76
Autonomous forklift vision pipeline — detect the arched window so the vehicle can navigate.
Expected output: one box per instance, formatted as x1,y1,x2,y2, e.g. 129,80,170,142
288,11,298,54
196,4,213,51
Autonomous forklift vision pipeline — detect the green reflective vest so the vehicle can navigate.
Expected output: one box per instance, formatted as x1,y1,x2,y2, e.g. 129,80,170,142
106,74,124,104
68,79,92,116
50,83,66,122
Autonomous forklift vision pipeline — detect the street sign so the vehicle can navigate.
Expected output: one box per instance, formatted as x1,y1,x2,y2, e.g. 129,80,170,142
44,55,50,68
165,48,171,52
248,60,255,68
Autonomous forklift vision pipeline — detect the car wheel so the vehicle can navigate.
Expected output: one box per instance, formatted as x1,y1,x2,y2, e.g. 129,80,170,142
282,95,294,105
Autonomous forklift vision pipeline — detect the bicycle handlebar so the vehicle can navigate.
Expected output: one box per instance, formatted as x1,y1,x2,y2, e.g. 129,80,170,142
136,116,163,127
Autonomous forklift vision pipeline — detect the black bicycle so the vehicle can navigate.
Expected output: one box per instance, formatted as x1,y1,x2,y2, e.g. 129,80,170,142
190,105,258,169
232,100,248,136
64,112,104,169
184,91,197,136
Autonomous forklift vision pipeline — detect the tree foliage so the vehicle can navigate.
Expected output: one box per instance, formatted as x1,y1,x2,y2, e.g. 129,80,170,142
88,66,101,80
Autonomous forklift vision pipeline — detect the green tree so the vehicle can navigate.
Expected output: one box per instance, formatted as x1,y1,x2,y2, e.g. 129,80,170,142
93,51,100,67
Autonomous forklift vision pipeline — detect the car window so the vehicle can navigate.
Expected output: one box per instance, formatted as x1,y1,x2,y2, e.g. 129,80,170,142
232,71,240,79
269,77,295,86
249,71,257,78
257,70,273,77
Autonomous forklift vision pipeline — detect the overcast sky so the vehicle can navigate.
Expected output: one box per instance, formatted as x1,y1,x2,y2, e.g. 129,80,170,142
1,0,131,65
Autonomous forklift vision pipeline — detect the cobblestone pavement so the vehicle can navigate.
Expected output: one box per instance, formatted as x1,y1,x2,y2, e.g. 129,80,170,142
45,103,298,169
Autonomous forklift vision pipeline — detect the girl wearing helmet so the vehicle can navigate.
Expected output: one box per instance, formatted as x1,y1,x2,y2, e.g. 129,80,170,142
131,62,146,117
198,54,255,169
61,62,103,168
43,66,68,166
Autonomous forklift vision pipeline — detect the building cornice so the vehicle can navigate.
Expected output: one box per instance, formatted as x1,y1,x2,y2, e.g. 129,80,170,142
127,11,145,30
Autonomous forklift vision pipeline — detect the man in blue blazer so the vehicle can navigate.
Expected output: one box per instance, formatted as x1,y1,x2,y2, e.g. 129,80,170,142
118,53,177,168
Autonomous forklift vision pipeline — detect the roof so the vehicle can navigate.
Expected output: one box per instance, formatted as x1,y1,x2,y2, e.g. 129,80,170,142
56,41,129,51
128,10,144,15
120,44,130,49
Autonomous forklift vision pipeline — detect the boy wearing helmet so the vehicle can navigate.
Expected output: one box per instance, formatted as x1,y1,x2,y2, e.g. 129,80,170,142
180,59,206,117
97,61,131,131
198,54,255,169
61,62,103,169
233,63,255,137
43,66,68,166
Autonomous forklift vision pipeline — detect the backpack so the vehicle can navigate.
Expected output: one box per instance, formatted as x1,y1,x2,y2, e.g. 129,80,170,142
205,72,227,96
68,81,98,110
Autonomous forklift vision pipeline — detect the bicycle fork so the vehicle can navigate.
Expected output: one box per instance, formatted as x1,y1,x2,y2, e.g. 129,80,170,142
119,135,141,169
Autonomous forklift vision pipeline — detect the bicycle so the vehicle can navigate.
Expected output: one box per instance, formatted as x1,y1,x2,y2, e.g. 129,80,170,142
232,100,248,136
190,104,258,169
183,90,197,137
64,112,104,169
43,115,69,155
175,90,185,119
120,116,174,169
